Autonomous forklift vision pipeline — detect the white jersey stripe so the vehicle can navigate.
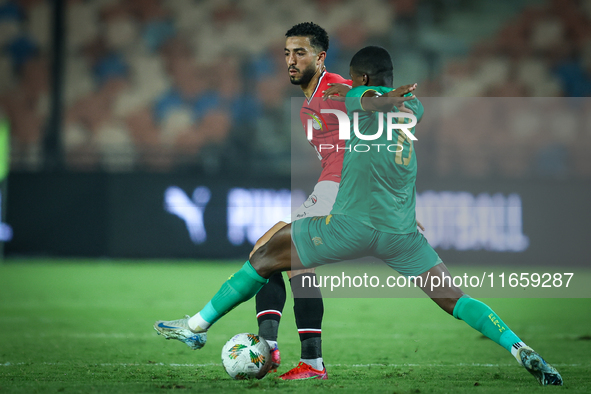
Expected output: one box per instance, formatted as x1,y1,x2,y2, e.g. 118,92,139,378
306,70,326,104
297,328,322,333
256,309,282,318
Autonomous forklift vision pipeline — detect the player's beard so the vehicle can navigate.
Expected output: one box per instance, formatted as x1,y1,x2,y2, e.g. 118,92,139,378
289,63,317,85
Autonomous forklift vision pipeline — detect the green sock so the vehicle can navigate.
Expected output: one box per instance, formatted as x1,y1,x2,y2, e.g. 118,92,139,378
199,261,268,325
453,295,525,358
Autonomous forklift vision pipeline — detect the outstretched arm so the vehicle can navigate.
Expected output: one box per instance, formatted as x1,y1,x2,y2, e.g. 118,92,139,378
361,83,417,113
322,83,352,101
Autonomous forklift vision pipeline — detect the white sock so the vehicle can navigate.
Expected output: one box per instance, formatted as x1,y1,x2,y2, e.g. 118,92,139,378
301,357,323,370
510,342,529,365
266,340,278,350
188,312,210,332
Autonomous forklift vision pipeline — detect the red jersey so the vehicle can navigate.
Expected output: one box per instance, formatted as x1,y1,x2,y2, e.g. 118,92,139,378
299,71,351,183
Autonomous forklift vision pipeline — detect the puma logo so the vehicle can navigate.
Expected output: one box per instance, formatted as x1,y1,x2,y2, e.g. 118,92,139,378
164,186,211,244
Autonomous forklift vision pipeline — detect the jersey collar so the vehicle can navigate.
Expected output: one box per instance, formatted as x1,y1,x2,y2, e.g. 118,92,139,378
306,69,326,104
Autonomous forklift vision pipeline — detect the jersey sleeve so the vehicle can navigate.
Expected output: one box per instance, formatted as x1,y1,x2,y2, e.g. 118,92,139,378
345,86,379,114
324,75,352,110
399,97,424,122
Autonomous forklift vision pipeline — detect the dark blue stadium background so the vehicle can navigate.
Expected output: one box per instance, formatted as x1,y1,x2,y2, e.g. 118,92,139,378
6,172,589,267
1,0,590,268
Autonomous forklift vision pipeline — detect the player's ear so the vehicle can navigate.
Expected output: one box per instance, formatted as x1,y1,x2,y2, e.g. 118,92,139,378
317,51,326,66
362,73,369,86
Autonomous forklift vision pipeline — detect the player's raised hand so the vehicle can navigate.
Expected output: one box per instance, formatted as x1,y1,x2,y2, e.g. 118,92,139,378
322,83,351,101
386,83,417,114
390,83,417,97
397,103,414,114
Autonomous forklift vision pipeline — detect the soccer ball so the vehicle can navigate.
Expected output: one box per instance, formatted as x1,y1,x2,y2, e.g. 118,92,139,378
221,333,271,380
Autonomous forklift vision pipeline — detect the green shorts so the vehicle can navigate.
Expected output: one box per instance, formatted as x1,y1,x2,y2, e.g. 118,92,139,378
291,214,442,277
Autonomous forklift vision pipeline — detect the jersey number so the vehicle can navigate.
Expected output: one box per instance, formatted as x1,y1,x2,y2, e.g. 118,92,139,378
395,119,413,165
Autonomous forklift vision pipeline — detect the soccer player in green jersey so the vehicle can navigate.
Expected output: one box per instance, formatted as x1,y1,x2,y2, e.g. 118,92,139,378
154,46,563,386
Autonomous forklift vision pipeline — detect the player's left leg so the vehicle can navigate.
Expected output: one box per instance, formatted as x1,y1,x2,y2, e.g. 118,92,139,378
255,268,325,376
267,181,335,378
416,263,563,386
380,230,562,386
278,268,326,379
255,272,285,370
276,214,374,380
154,224,304,348
251,221,289,366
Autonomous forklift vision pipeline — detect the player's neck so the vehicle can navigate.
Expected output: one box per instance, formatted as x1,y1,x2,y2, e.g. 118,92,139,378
301,67,326,100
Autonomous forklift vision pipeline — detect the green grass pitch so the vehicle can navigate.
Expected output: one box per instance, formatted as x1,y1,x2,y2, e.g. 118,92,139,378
0,260,590,393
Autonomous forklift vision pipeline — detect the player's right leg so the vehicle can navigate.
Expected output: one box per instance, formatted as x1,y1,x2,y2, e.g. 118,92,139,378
154,224,305,349
416,262,563,386
153,315,208,350
255,182,336,376
250,221,289,370
255,272,285,370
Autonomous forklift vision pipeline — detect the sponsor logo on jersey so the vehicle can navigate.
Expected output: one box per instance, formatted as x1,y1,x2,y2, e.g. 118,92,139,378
303,111,324,132
303,194,318,208
312,236,323,246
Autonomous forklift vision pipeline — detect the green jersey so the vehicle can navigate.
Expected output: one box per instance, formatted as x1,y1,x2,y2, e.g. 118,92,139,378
330,85,424,234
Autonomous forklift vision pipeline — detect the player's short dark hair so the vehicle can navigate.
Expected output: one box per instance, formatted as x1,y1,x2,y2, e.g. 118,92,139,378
350,46,393,87
285,22,329,53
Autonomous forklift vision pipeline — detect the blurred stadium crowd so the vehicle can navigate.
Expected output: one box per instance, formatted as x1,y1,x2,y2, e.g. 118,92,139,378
1,0,590,177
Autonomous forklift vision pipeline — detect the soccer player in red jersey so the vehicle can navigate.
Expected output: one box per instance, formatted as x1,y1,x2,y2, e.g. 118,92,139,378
153,21,348,380
247,22,350,380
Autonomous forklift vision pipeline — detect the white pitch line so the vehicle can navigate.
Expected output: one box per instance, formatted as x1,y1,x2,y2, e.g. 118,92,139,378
0,362,585,368
7,333,156,339
4,331,587,341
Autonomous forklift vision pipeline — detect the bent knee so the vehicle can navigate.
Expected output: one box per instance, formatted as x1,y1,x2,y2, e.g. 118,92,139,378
287,268,315,279
250,244,285,279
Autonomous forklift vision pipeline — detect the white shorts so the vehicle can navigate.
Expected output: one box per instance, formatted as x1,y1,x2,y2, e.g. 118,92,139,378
283,181,339,224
